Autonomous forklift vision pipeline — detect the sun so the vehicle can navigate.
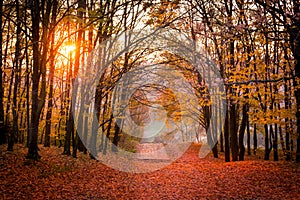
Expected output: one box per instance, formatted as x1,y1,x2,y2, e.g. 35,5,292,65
58,43,76,65
63,44,76,55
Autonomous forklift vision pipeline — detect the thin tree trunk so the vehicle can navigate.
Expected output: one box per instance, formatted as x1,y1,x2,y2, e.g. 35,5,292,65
273,123,278,161
238,104,248,161
0,0,6,145
24,5,30,147
63,39,72,155
284,80,291,161
246,117,251,156
220,96,224,153
72,0,86,158
253,123,257,155
9,0,22,151
44,0,58,147
224,110,230,162
63,104,72,155
103,114,113,155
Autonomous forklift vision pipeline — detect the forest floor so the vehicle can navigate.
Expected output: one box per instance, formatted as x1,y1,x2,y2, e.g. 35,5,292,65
0,144,300,199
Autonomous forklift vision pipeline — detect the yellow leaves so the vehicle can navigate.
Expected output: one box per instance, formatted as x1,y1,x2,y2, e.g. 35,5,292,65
295,77,300,89
249,107,296,126
145,0,180,27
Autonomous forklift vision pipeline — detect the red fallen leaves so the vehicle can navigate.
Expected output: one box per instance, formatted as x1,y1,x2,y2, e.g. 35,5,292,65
0,144,300,199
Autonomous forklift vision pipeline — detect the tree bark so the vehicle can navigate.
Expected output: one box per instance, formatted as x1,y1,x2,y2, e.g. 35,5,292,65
224,110,230,162
71,0,86,158
230,101,238,161
9,0,22,151
27,0,41,160
238,104,248,161
0,0,6,145
246,117,251,156
264,124,270,160
45,0,58,147
220,131,224,152
253,124,257,155
273,123,278,161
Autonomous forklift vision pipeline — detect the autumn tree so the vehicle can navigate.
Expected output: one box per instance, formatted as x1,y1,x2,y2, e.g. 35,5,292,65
257,0,300,162
0,0,299,164
0,0,5,145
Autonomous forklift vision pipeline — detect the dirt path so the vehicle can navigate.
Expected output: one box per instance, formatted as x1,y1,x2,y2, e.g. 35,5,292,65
1,144,300,199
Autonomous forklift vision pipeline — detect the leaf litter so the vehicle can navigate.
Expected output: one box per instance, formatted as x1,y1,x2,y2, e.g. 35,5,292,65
0,144,299,199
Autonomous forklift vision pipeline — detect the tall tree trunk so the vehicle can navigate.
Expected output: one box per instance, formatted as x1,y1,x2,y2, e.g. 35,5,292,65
25,13,30,148
44,0,58,147
289,11,300,162
63,22,72,156
0,0,6,145
71,0,86,158
27,0,41,160
284,79,292,161
9,0,22,151
62,0,77,155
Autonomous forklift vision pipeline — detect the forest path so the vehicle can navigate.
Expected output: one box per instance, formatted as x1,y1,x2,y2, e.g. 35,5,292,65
0,144,300,199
